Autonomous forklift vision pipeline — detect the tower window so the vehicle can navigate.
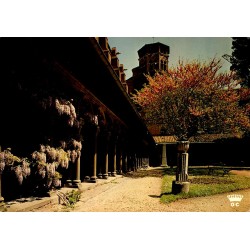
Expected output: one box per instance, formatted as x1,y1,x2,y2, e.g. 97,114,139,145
161,60,167,71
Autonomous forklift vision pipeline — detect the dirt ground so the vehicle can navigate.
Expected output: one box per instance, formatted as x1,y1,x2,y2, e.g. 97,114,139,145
32,167,250,212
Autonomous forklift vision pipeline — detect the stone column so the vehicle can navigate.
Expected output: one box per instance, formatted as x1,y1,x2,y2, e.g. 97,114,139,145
116,144,123,175
144,157,149,167
91,126,99,183
103,150,109,179
161,144,168,167
112,141,117,177
72,153,81,186
134,155,137,170
97,138,103,179
103,132,110,179
118,152,123,174
122,153,127,173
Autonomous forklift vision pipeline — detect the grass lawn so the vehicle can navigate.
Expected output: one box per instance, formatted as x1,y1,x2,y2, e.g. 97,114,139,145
160,167,250,204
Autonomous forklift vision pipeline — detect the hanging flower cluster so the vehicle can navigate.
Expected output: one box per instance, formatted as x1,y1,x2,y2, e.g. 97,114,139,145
0,152,5,173
31,141,82,188
55,99,77,126
14,158,31,185
1,138,82,189
0,148,31,184
68,139,82,163
31,145,69,186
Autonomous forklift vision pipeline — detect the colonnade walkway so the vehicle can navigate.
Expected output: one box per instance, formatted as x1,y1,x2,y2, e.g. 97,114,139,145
2,167,250,212
3,175,123,212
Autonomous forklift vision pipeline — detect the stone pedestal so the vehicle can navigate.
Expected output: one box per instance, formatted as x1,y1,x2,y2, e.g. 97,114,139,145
176,153,189,182
172,181,190,194
172,141,190,194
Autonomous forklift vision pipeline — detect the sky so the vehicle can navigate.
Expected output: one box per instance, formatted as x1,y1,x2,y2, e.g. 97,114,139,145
108,37,233,79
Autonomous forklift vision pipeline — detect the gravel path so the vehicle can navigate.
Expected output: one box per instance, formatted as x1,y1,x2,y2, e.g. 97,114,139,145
33,167,250,212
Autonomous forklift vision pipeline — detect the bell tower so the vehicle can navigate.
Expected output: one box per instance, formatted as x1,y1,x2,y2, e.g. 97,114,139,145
138,42,170,74
127,42,170,93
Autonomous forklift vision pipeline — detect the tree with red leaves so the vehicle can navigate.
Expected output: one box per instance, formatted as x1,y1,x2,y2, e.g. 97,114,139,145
132,58,250,140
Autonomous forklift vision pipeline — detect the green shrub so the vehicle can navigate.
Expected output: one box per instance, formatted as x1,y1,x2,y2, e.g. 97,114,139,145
66,190,81,207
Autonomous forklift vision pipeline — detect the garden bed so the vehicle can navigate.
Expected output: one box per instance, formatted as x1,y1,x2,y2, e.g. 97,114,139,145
160,168,250,204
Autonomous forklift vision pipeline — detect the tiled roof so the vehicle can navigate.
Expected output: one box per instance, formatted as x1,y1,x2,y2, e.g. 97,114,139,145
153,136,178,144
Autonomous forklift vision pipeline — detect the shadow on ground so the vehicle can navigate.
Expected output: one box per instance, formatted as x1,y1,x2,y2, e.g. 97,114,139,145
123,167,167,178
123,166,249,179
148,194,162,198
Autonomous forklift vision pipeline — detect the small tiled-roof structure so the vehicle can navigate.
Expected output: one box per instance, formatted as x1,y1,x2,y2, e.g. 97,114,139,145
153,136,177,144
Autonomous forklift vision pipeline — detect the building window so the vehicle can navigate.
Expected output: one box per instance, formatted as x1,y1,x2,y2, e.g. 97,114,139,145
161,60,167,71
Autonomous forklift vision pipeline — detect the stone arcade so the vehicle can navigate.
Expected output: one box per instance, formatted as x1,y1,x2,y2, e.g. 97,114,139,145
0,37,156,202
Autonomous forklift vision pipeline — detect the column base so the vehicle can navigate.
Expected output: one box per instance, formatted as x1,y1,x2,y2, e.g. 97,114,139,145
111,172,116,177
65,180,73,187
72,180,81,187
102,174,108,179
90,176,97,183
97,173,103,179
161,164,168,167
84,176,90,182
172,181,190,195
0,203,6,212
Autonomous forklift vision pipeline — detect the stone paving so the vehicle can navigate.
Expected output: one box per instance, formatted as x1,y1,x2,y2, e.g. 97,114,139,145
3,175,122,212
2,167,250,212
